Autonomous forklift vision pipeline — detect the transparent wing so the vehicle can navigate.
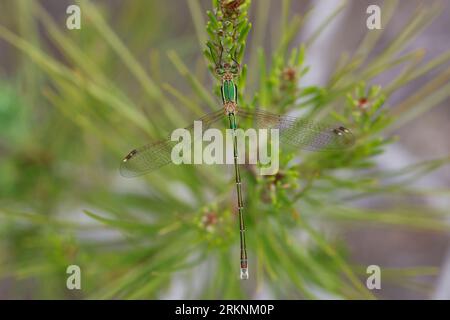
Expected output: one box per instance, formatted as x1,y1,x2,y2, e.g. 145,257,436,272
120,109,224,178
237,107,355,151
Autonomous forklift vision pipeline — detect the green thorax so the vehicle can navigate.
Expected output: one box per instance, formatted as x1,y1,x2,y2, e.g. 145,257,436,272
221,77,238,104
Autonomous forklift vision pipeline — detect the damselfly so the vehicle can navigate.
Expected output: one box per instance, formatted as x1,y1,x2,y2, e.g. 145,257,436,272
120,64,354,280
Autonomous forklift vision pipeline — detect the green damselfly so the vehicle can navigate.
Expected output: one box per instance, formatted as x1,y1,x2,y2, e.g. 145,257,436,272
120,63,354,280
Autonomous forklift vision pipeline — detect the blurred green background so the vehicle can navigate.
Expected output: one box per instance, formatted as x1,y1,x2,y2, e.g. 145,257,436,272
0,0,449,299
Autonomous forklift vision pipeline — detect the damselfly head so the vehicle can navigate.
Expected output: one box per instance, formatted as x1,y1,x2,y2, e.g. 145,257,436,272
215,67,226,76
221,62,240,76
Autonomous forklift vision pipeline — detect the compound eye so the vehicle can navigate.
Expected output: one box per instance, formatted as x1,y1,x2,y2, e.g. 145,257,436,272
231,66,239,74
216,68,225,75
